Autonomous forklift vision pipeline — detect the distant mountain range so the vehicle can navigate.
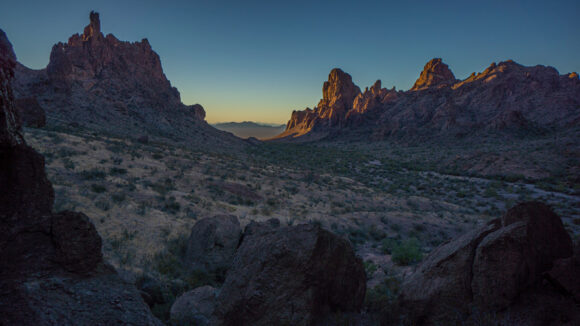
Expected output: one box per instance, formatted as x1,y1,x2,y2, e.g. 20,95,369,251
213,121,286,139
274,58,580,142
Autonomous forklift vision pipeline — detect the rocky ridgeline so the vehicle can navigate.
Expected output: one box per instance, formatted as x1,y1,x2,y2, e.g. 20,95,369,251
277,58,580,141
0,29,161,325
13,12,241,149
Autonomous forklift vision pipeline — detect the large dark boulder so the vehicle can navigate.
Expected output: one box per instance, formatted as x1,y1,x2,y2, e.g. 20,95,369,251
212,224,366,326
185,214,242,276
399,202,575,324
170,285,217,326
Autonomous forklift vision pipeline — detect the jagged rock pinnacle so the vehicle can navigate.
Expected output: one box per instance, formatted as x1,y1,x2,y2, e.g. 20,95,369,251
82,11,101,40
411,58,456,90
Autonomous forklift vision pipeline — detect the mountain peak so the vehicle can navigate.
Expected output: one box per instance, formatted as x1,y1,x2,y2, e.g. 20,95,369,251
323,68,359,101
82,11,102,40
411,58,456,91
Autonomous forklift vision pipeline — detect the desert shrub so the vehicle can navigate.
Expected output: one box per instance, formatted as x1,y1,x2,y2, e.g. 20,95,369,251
95,198,111,211
62,157,75,170
392,237,423,266
364,260,378,277
369,225,386,241
80,168,106,180
348,227,368,245
91,184,106,193
381,237,398,254
109,167,127,175
163,197,181,214
112,193,126,204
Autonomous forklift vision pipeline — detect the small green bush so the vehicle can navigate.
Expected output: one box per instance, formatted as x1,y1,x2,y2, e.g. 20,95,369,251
81,168,106,180
392,237,423,266
109,167,128,175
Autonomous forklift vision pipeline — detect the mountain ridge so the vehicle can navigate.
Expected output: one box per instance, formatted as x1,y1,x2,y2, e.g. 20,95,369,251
274,58,580,142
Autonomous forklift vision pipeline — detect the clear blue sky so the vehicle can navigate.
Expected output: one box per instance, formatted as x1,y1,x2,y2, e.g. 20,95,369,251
1,0,578,123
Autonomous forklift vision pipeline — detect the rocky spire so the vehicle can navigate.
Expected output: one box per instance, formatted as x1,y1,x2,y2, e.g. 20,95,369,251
317,68,361,122
411,58,456,91
82,11,102,40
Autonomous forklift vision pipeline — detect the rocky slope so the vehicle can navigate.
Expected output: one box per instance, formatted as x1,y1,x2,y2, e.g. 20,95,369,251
275,58,580,141
13,11,243,150
0,28,161,326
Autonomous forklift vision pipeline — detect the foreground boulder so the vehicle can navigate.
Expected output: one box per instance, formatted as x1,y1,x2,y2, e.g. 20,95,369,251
170,285,217,326
185,214,242,277
212,224,366,326
399,202,575,325
0,28,161,325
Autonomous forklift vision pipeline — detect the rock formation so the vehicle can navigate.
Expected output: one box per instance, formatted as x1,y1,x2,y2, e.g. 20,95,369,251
276,58,580,141
211,223,366,326
410,58,456,90
170,285,218,326
277,68,362,139
13,12,243,149
185,215,242,276
15,97,46,127
0,28,161,326
399,202,577,325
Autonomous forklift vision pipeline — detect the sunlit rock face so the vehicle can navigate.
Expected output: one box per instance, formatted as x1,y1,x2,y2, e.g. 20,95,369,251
410,58,456,91
277,58,580,141
13,12,243,149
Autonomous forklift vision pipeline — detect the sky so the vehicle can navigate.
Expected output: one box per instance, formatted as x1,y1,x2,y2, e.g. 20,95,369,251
1,0,579,124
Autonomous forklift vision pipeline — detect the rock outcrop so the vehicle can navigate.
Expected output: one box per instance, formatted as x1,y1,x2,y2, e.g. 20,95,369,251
0,29,23,146
0,28,161,326
212,224,366,326
410,58,456,90
170,285,218,326
277,69,361,139
399,202,576,325
13,12,243,150
276,58,580,141
15,97,46,127
184,215,242,276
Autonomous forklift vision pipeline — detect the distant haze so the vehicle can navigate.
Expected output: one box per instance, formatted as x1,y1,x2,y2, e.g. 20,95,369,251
213,122,286,139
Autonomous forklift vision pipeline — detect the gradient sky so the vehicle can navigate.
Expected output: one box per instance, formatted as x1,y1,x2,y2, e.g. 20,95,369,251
1,0,579,124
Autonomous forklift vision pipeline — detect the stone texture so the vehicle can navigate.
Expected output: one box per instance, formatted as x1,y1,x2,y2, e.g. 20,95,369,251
15,97,46,127
545,254,580,303
170,285,217,326
0,29,23,146
185,215,242,275
399,202,575,324
0,28,161,326
212,224,366,326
